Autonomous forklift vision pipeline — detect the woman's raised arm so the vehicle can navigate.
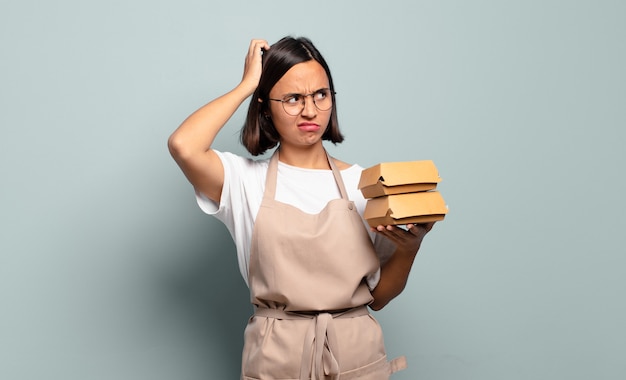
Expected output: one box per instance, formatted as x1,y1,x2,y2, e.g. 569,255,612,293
167,39,269,202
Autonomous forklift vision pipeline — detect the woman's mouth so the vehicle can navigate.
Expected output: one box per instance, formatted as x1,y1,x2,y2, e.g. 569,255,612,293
298,123,320,132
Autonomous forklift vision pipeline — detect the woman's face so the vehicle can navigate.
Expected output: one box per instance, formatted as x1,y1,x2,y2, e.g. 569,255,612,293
267,60,332,150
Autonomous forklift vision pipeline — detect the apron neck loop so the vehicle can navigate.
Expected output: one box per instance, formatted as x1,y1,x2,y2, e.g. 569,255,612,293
265,148,350,201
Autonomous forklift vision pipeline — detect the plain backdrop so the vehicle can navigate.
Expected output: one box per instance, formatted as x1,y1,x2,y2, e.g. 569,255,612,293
1,1,624,379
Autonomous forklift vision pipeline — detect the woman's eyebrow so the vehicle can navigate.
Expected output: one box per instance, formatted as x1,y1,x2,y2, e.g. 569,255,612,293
281,88,328,97
282,91,302,97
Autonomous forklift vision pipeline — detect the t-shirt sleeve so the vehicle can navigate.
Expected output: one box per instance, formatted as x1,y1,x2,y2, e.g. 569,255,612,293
194,150,232,216
192,150,267,286
194,150,264,219
365,233,397,290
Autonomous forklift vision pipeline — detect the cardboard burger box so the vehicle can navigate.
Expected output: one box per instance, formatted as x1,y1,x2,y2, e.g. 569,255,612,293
357,160,441,199
362,191,448,227
358,160,448,227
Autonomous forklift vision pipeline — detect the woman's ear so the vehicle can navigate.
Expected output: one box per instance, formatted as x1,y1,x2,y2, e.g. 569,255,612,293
257,98,270,118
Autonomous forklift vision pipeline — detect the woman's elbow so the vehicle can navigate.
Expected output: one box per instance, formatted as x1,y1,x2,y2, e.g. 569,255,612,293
168,133,190,161
369,299,389,311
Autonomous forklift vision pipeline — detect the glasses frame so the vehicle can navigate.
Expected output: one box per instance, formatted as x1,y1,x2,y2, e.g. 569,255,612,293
268,88,336,116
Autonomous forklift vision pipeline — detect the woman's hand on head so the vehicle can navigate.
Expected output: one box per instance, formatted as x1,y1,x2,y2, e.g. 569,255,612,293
240,39,270,95
372,222,435,256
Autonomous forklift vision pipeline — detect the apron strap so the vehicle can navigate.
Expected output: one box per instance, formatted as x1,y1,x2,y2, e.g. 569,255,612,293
253,305,369,320
263,151,280,201
389,356,408,374
325,150,350,201
264,148,350,202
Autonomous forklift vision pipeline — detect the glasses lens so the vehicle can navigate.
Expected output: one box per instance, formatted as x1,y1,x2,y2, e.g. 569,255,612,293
283,102,301,116
280,89,333,116
282,94,302,116
313,89,332,111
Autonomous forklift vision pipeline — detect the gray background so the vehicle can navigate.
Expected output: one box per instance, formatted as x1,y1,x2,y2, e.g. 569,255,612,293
1,1,624,379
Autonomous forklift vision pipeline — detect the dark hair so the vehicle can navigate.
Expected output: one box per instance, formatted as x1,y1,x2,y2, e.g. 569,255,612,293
241,36,343,156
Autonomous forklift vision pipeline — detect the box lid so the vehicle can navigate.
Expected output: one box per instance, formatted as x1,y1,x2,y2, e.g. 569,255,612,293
358,160,441,198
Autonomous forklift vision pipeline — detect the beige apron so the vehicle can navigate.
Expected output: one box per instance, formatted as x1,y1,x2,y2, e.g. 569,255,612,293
241,150,407,380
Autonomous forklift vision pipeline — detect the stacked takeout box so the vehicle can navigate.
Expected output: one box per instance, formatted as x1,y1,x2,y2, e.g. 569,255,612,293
358,160,448,227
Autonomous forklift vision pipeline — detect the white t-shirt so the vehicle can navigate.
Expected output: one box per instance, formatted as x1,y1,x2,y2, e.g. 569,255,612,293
195,150,395,289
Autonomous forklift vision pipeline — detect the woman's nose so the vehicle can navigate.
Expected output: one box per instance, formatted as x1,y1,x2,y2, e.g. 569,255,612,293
300,95,317,117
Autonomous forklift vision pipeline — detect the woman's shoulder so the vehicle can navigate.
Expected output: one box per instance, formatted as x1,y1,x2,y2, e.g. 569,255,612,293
332,158,352,170
216,150,270,170
332,159,364,191
332,158,364,171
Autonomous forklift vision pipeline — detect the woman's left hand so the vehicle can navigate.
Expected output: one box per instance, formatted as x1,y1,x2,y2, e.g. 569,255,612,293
371,222,435,256
368,222,435,310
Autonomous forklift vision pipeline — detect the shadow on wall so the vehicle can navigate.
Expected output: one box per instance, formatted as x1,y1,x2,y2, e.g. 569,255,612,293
156,216,251,378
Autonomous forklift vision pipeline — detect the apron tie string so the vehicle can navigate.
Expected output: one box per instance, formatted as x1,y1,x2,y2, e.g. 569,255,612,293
254,306,369,380
302,312,339,380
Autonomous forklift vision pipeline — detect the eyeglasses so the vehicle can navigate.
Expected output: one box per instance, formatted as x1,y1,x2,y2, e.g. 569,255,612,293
268,88,335,116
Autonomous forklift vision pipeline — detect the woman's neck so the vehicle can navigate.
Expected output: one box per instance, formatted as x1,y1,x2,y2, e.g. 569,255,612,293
277,144,330,169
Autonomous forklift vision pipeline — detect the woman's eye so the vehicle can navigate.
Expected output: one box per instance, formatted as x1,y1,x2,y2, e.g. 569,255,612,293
314,90,328,100
284,95,301,104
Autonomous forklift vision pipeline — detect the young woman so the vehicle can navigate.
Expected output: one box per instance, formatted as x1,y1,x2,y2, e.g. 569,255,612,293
168,36,435,380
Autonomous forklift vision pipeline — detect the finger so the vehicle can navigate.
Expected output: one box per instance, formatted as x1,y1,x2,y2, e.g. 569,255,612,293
414,222,435,233
248,39,269,57
374,224,399,234
407,224,421,235
377,225,411,240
